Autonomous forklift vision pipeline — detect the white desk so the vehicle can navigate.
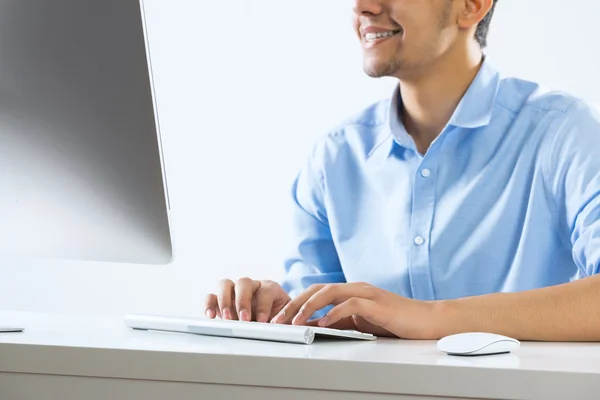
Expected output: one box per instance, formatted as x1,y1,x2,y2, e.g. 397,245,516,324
0,311,599,400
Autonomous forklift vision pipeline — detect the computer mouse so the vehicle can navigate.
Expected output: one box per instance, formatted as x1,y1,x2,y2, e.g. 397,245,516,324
437,332,520,356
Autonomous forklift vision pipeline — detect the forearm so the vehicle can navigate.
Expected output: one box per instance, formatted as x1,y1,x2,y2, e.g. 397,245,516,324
434,273,600,341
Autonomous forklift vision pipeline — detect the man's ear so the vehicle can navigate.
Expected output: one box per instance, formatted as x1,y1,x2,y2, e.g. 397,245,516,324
457,0,494,29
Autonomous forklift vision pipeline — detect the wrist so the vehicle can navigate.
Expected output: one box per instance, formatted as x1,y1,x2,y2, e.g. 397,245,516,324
427,299,468,340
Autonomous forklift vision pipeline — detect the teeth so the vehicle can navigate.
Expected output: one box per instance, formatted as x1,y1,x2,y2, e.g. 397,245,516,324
365,30,399,42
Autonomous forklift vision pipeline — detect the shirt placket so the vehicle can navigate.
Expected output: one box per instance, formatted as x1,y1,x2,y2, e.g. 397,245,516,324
407,152,438,301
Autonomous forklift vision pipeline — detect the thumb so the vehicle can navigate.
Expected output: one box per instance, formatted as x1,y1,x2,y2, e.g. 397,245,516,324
305,317,356,330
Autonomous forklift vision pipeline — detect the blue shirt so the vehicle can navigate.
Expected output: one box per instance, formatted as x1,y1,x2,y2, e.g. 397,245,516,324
280,58,600,306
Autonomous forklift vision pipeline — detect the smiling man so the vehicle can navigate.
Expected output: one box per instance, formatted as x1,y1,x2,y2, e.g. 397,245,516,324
204,0,600,341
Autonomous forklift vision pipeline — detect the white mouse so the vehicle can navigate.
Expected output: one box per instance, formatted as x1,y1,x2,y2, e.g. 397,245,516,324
437,332,520,356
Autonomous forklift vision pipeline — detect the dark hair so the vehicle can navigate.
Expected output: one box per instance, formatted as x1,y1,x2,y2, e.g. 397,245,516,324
475,0,499,48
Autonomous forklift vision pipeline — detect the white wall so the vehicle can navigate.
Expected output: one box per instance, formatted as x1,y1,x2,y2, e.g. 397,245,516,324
1,0,599,317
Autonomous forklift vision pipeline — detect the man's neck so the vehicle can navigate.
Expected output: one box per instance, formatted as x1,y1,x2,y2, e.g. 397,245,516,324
398,44,483,155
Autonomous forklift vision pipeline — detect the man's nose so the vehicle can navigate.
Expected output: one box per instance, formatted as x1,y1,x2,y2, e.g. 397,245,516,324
353,0,383,17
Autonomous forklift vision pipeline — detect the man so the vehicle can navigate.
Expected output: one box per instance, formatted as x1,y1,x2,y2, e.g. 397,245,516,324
205,0,600,341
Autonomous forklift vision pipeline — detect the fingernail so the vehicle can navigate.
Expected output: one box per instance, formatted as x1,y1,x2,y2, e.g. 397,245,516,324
292,313,303,325
205,309,215,319
271,310,285,324
239,310,250,321
223,308,232,320
291,307,306,325
318,316,329,327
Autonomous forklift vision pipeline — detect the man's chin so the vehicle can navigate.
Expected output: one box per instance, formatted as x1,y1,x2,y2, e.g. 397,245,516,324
363,60,398,78
363,67,391,78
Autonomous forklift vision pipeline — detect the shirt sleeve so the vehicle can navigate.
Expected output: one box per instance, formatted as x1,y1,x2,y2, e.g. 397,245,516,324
280,137,346,301
547,101,600,276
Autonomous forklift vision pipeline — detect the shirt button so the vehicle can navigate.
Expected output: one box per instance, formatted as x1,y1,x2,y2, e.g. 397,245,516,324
414,236,425,246
421,168,431,178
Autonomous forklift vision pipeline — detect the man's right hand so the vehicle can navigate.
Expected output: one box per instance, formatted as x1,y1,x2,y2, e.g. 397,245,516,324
204,278,291,323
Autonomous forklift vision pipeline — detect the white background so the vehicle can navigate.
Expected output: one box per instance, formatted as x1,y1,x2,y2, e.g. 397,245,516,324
1,0,599,317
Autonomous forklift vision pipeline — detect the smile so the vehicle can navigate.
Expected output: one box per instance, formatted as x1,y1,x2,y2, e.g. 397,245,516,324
365,29,402,43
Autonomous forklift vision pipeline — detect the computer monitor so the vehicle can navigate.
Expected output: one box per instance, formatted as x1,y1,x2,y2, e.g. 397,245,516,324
0,0,173,265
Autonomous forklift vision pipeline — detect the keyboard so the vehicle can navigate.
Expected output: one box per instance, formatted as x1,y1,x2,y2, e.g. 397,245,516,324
124,313,376,344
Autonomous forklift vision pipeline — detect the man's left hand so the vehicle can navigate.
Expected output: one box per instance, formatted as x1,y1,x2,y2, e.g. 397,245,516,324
270,283,439,339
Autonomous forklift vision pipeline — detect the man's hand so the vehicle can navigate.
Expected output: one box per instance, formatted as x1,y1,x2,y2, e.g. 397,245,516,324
270,282,439,339
204,278,291,323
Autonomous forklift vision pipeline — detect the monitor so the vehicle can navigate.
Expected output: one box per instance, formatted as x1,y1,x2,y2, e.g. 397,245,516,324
0,0,173,265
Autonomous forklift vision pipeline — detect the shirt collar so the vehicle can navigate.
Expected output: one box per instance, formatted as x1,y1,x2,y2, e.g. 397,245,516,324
447,57,501,128
369,57,501,161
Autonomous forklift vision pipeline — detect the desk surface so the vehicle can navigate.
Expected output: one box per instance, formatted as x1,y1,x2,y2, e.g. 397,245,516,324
1,311,599,399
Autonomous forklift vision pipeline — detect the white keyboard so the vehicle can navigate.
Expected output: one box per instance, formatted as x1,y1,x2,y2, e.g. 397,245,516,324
124,314,376,344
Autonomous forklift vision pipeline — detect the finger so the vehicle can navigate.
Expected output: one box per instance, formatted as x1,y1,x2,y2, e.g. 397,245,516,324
292,283,375,326
270,295,291,321
235,278,260,322
217,279,236,320
254,282,278,323
271,284,325,324
318,298,375,327
254,290,275,323
204,293,218,319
